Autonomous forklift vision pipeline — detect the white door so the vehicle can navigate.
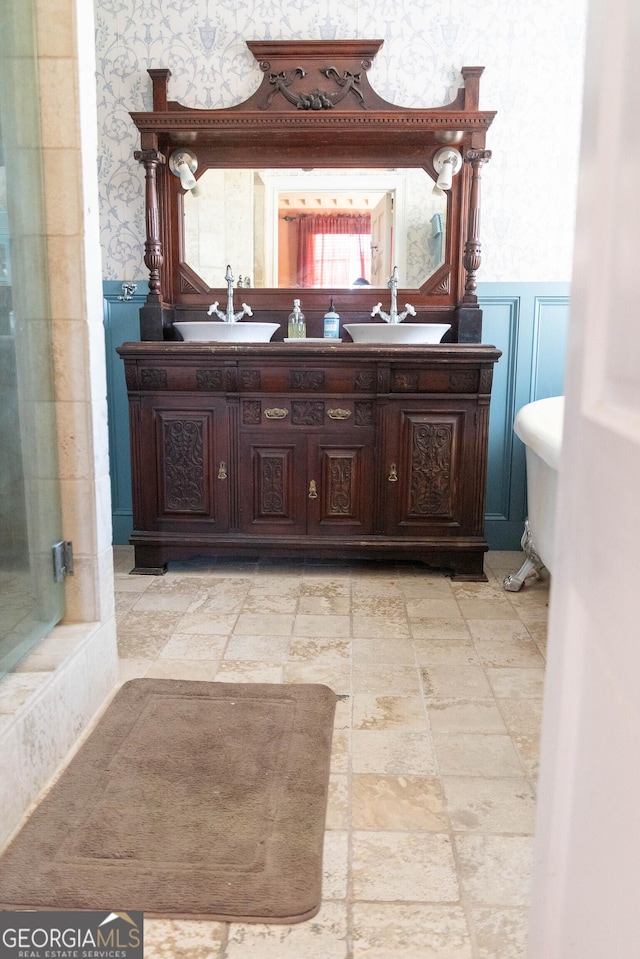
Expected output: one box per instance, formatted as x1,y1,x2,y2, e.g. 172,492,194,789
370,192,393,286
528,0,640,955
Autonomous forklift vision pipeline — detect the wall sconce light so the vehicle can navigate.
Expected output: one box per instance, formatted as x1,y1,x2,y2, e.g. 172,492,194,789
432,147,463,194
169,148,200,193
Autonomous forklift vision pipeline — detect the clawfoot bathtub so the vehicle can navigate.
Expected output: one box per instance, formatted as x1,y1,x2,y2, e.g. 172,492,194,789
503,396,564,591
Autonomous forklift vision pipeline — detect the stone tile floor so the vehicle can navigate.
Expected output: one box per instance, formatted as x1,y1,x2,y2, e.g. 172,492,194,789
110,546,549,958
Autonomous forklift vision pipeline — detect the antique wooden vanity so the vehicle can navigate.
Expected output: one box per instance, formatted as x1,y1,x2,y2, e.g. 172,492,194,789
118,40,500,578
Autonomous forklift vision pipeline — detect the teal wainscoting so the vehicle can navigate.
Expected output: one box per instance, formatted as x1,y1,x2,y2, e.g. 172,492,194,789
104,281,569,550
104,281,148,545
480,282,569,549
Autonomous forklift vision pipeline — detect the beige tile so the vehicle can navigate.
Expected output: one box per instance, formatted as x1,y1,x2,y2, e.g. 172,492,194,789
352,616,410,640
498,699,545,735
145,660,221,681
487,667,546,698
405,597,463,619
352,664,421,695
454,835,533,905
301,578,351,597
329,728,349,773
351,730,438,776
143,919,226,958
511,733,541,780
133,590,204,613
323,830,349,899
146,575,209,596
288,635,350,663
158,632,229,661
433,734,524,778
456,599,520,620
234,612,295,635
413,638,480,665
214,661,284,683
292,613,351,637
326,775,349,829
469,906,529,959
352,596,407,617
226,902,348,958
283,662,350,692
224,633,291,662
352,902,472,958
474,639,546,668
410,618,471,640
352,636,416,665
427,700,508,734
242,593,299,613
421,664,493,700
466,620,534,642
173,611,239,636
352,832,459,901
443,777,536,833
352,775,448,830
93,549,547,958
353,694,427,731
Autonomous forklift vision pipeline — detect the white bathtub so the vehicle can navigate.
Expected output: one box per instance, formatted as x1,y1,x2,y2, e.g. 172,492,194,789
503,395,564,591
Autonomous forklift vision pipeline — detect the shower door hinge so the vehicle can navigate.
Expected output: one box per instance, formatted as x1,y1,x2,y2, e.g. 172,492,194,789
52,540,74,582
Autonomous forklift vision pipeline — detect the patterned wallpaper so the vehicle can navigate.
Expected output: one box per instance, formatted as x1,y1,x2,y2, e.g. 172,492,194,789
94,0,587,284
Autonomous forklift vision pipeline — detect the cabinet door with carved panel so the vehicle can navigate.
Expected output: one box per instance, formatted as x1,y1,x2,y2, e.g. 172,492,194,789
307,428,376,535
135,395,229,533
382,401,483,538
238,432,308,535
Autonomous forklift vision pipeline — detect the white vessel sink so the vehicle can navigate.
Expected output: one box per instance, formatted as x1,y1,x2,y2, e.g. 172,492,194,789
344,323,451,344
174,321,280,343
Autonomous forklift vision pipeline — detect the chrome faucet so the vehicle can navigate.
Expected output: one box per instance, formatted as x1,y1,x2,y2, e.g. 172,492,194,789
207,265,253,323
370,266,416,324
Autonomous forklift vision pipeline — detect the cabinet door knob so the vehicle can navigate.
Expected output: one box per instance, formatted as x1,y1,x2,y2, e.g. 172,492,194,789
327,407,351,420
308,479,318,499
218,461,227,480
388,463,399,482
264,407,288,419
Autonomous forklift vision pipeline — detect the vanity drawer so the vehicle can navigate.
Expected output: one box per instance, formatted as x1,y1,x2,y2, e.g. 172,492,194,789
239,397,375,430
236,363,377,396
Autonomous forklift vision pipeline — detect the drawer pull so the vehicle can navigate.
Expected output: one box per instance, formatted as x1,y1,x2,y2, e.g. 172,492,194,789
327,407,351,420
308,480,318,499
218,461,227,480
388,463,399,483
264,407,288,419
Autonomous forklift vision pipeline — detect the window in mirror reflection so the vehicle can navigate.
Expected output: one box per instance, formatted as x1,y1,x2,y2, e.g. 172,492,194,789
280,212,372,287
184,168,447,290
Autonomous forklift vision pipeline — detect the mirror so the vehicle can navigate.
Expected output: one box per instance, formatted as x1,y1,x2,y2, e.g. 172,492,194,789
183,168,447,291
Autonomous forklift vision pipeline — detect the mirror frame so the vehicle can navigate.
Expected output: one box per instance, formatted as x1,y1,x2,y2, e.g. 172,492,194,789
130,40,495,342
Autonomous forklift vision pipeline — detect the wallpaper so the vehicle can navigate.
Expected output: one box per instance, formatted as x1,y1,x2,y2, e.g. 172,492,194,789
94,0,587,284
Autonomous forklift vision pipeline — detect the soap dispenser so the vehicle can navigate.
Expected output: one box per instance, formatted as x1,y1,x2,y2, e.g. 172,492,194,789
288,298,306,339
323,299,340,339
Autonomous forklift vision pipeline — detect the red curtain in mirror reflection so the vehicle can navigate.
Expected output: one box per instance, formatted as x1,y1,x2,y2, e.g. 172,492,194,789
296,213,371,287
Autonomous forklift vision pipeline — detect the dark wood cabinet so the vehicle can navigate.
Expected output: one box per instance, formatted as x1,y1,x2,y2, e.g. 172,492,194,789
120,41,500,579
118,342,500,579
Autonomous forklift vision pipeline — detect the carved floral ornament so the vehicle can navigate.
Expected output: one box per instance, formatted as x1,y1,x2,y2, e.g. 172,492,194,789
262,67,365,110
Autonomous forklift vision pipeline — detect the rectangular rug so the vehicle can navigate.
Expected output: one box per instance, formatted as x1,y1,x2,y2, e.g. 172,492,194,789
0,679,337,923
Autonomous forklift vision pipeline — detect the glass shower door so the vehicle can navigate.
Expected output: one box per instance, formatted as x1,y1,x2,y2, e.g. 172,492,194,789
0,0,66,678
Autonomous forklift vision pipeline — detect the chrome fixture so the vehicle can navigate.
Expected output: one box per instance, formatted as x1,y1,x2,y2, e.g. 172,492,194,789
169,148,201,194
370,266,416,324
207,265,253,323
432,147,463,193
117,282,137,301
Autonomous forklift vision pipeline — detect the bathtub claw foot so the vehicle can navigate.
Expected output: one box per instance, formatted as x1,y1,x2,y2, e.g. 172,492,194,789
503,520,546,591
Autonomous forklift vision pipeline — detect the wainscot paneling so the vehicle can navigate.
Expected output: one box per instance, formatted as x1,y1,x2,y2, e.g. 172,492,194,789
103,281,148,545
480,282,569,549
104,281,569,552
